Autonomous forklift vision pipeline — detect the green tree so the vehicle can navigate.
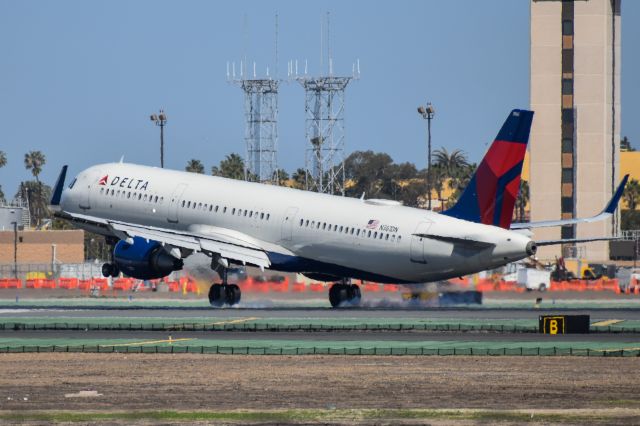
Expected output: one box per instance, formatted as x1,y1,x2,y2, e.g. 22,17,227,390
185,159,205,174
15,181,52,226
276,168,290,186
623,178,640,210
213,153,245,180
621,136,635,152
515,179,530,222
291,168,307,189
344,150,395,198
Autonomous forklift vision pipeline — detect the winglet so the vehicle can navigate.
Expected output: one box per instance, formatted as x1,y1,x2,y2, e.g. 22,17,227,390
50,165,68,206
603,174,629,214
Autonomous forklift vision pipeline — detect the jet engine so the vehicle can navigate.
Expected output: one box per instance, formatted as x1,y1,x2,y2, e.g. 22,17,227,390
113,236,183,280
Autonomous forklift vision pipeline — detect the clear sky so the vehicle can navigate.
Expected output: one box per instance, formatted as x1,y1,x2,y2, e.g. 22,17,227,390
1,1,638,196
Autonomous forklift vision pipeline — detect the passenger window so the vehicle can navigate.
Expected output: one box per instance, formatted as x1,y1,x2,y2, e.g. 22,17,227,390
356,229,360,236
398,236,402,242
244,210,248,217
232,208,236,215
368,230,372,238
299,219,303,226
215,206,219,212
339,226,343,232
127,192,131,199
223,207,227,213
266,213,270,220
100,188,104,194
260,212,264,219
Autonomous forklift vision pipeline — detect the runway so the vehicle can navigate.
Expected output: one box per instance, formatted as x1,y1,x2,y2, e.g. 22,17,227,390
2,306,640,321
1,329,638,343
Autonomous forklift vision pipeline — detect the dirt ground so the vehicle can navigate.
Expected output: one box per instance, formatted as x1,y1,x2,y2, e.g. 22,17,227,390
0,354,639,413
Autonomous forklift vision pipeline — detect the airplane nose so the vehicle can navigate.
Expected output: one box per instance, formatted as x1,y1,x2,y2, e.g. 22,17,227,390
526,241,537,256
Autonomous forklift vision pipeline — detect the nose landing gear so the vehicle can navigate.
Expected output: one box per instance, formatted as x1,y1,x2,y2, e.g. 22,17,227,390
329,280,361,308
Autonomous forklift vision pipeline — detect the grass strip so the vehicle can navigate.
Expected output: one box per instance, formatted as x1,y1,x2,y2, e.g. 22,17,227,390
0,408,638,423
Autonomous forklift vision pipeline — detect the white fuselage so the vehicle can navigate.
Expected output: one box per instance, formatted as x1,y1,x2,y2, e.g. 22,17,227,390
60,163,532,283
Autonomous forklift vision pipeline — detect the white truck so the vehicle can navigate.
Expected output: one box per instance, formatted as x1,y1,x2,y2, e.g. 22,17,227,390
517,268,551,292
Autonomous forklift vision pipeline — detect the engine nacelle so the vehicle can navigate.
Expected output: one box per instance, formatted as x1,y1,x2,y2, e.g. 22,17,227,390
113,236,183,280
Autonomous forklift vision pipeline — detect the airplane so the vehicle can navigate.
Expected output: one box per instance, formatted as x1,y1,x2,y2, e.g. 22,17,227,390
50,109,627,307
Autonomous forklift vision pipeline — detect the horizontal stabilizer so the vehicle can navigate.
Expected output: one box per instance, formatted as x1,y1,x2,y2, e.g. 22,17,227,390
415,233,495,249
535,236,621,247
511,175,629,230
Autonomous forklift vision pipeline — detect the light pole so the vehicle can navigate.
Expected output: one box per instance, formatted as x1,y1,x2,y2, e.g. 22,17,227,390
11,221,17,279
150,109,168,168
417,103,435,210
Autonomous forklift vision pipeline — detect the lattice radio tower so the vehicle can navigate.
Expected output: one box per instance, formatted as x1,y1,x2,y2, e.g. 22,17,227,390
228,62,279,184
291,13,359,195
227,15,280,184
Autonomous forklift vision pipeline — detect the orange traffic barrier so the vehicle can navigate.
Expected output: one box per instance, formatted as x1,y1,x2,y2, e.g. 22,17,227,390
0,278,21,289
58,277,78,289
167,281,179,292
92,278,109,291
383,284,399,292
309,282,324,292
113,278,135,291
25,279,43,289
363,283,380,292
270,281,288,292
292,282,305,292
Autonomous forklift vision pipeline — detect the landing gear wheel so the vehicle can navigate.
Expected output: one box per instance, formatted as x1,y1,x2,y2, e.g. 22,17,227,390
208,283,241,307
225,284,241,306
208,284,225,307
329,283,361,308
349,284,362,305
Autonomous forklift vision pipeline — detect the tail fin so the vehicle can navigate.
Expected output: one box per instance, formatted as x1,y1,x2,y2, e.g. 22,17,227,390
442,109,534,229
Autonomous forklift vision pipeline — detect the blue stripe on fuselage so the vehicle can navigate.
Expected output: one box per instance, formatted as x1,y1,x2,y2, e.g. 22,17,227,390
266,251,412,284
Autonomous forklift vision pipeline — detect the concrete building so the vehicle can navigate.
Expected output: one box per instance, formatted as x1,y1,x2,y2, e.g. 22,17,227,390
529,0,621,261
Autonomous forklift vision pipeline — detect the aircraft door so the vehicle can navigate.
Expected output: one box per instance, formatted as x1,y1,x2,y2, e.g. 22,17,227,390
281,206,299,241
167,183,188,223
410,221,432,264
78,172,92,210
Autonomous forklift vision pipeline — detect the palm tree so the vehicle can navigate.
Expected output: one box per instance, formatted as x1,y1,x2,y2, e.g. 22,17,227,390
623,178,640,210
218,153,245,180
24,151,46,225
515,180,530,222
24,150,45,184
432,147,469,177
185,159,205,174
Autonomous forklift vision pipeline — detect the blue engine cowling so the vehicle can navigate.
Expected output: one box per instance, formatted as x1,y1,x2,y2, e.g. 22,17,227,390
113,236,184,280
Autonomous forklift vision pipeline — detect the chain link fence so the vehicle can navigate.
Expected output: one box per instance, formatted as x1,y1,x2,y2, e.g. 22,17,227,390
0,344,637,356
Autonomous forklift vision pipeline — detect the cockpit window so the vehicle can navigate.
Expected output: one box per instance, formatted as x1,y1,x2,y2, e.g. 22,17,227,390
68,178,77,189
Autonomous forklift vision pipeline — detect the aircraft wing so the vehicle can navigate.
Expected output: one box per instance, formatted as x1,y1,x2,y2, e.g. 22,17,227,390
510,174,629,230
62,212,272,269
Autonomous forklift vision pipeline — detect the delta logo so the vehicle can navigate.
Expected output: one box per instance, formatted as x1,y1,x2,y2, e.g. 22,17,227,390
98,175,150,191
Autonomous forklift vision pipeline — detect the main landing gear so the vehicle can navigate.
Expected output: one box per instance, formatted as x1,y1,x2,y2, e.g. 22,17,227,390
208,255,241,307
329,280,361,308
